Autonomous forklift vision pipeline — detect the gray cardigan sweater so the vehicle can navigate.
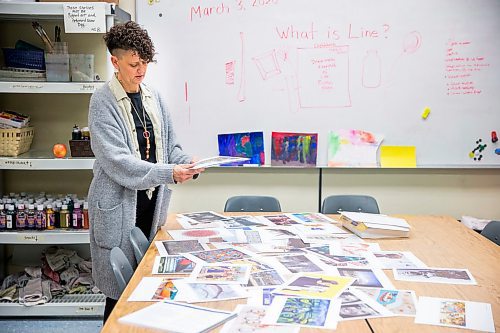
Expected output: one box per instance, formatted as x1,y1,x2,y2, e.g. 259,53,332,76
88,75,191,299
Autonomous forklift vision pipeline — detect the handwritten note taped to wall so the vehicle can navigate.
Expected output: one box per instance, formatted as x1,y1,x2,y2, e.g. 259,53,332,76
63,3,105,34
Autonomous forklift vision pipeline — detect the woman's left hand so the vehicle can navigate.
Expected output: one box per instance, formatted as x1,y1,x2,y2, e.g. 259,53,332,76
173,163,204,183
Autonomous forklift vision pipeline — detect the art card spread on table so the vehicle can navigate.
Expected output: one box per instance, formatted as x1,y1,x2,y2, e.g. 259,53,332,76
220,215,269,228
337,267,394,289
167,228,233,242
415,297,495,332
327,129,384,167
260,214,300,226
220,305,298,333
359,288,418,316
372,251,427,269
189,156,250,169
155,240,208,256
189,263,252,285
393,268,477,285
183,247,253,264
151,255,195,275
287,212,336,224
177,211,230,229
270,254,332,274
272,273,354,299
217,131,265,166
338,288,393,321
119,300,237,333
128,277,179,302
262,296,339,329
173,281,248,303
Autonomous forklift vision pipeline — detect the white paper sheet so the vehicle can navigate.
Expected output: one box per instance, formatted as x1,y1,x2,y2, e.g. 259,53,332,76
415,296,494,332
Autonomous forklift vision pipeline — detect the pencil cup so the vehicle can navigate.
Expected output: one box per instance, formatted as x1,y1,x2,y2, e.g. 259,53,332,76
70,54,95,82
45,53,70,82
53,42,68,54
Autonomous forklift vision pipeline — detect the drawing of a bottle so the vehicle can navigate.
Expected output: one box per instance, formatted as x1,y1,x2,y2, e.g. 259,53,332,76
362,50,381,88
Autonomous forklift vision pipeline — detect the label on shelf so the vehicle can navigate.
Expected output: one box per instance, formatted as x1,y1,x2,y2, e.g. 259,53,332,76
0,160,33,169
77,306,96,313
17,233,45,242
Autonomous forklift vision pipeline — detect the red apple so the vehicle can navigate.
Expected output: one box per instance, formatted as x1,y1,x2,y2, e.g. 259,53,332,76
52,143,67,158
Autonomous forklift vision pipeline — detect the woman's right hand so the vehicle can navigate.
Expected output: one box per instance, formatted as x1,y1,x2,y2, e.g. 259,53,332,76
173,163,204,183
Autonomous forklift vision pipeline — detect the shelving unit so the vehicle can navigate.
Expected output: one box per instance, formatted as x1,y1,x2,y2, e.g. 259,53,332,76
0,2,130,318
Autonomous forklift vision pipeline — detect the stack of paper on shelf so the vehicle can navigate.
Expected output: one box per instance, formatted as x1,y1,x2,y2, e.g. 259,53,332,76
340,211,410,239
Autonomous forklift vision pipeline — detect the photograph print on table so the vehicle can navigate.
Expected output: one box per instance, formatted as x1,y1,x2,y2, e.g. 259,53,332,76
151,255,195,275
262,296,339,329
155,239,209,256
372,251,427,269
189,263,252,285
337,267,394,289
393,268,477,285
359,288,418,316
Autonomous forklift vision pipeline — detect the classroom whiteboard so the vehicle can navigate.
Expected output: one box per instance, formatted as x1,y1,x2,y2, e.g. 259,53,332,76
137,0,500,167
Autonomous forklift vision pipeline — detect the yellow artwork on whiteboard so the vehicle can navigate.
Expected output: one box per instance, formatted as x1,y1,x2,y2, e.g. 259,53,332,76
380,146,416,168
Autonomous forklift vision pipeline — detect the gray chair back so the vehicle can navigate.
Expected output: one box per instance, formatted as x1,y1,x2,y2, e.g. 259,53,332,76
130,227,150,265
224,195,281,212
110,247,134,294
481,221,500,246
321,195,380,214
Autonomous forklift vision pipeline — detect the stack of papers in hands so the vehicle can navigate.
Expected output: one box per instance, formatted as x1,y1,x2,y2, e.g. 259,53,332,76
340,212,410,239
119,300,236,333
190,156,250,169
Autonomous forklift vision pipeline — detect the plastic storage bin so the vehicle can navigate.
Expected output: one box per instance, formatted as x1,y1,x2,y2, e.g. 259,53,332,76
45,53,70,82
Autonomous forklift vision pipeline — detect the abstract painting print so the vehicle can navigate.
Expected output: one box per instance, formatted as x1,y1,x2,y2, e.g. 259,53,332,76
271,132,318,167
218,131,265,165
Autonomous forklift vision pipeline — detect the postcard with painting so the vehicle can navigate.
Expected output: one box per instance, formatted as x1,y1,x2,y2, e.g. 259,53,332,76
176,211,230,229
393,268,477,285
183,247,254,264
337,288,392,321
151,255,195,275
189,263,252,285
128,277,179,302
262,296,339,329
220,305,298,333
337,267,394,289
372,251,427,269
155,239,208,256
260,214,300,226
173,281,248,303
269,253,332,274
272,273,355,300
415,297,494,332
287,212,337,224
359,288,418,316
167,228,233,242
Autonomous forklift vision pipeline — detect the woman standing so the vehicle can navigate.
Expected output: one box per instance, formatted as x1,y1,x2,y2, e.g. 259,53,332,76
88,21,203,322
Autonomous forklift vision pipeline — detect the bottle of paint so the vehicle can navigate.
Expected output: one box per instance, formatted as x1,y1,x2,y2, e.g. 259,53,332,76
6,204,16,230
16,203,27,230
54,202,62,228
72,202,82,229
26,204,36,230
0,204,6,231
46,204,56,230
35,204,46,230
82,201,89,229
60,204,70,228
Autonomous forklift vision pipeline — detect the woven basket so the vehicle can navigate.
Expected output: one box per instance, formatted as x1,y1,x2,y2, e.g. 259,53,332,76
0,126,34,157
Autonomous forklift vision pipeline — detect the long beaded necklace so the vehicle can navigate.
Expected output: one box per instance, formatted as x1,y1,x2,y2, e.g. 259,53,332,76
129,93,151,160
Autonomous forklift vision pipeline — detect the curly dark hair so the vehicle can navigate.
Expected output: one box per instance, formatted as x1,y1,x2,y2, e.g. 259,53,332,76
104,21,155,63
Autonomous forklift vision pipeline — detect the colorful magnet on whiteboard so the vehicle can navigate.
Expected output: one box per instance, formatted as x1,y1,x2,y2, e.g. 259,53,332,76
492,131,498,143
468,151,475,158
495,148,500,155
421,107,431,119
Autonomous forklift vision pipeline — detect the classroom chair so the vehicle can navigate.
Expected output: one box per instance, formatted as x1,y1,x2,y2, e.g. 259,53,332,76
321,195,380,214
224,195,282,212
110,247,134,294
480,221,500,246
130,227,151,265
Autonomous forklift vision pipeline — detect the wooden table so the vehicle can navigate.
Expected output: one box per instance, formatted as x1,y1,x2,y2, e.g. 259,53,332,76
101,214,499,333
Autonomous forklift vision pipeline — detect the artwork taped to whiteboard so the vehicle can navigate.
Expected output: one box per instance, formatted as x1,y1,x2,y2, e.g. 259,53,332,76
271,132,318,167
218,131,265,165
327,129,384,167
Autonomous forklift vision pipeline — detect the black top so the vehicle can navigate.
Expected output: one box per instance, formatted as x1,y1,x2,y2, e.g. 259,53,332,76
127,91,158,238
